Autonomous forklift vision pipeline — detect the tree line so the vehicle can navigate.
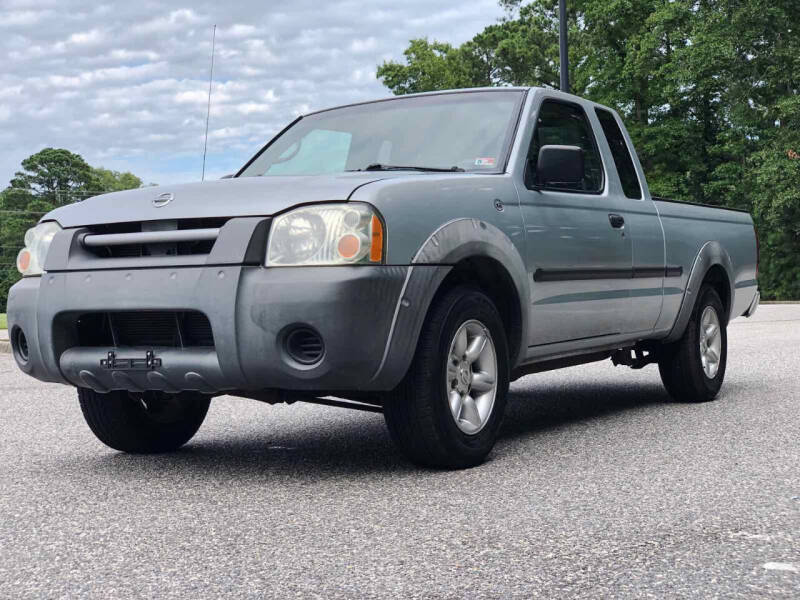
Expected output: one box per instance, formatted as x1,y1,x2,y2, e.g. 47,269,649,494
0,148,144,312
377,0,799,300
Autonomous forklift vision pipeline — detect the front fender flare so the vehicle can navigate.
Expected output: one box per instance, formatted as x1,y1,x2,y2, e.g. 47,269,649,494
370,219,530,389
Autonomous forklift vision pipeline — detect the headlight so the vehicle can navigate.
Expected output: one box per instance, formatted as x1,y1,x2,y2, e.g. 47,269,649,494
266,203,385,266
16,221,61,276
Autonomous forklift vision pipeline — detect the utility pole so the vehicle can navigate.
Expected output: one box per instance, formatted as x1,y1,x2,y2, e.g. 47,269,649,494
559,0,569,93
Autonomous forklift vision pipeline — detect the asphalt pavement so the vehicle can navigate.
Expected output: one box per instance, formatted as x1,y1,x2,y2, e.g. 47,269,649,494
0,306,798,598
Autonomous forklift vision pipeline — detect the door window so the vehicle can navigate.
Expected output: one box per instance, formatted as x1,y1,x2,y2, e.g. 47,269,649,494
595,108,642,199
527,100,604,193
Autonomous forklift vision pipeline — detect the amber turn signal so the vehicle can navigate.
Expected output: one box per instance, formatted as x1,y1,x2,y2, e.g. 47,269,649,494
370,215,384,263
16,248,31,274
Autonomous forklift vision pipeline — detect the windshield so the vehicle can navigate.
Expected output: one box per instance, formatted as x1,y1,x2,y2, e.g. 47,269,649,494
238,90,525,177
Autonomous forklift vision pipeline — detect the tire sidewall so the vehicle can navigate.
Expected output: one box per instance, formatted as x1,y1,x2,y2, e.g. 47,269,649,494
689,287,728,396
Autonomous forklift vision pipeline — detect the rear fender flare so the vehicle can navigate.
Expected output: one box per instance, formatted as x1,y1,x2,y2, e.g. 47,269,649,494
664,241,735,343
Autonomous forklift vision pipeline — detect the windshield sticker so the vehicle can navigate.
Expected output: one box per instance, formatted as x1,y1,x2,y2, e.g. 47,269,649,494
474,157,496,167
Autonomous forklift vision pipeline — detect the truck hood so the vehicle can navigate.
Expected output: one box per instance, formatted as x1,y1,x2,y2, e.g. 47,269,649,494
45,174,389,228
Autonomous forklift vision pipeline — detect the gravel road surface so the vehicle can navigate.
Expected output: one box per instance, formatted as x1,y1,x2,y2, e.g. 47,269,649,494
1,306,798,598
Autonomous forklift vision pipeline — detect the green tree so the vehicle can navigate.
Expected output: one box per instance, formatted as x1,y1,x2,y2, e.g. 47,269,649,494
1,148,144,312
92,167,143,193
378,0,800,299
8,148,97,206
376,39,492,95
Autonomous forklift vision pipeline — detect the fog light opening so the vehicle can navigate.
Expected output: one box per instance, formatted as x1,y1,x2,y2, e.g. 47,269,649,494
12,327,29,363
284,327,325,365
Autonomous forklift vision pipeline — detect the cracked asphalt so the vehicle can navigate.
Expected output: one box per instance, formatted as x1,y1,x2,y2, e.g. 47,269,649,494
1,306,798,598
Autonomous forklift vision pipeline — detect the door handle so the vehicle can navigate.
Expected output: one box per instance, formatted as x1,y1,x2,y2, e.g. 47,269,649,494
608,214,625,229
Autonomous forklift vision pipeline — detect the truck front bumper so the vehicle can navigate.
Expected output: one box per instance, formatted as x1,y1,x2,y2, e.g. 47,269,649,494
7,264,449,394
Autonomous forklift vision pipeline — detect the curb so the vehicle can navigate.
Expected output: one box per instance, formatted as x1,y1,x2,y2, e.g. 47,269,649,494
0,341,10,355
761,301,799,304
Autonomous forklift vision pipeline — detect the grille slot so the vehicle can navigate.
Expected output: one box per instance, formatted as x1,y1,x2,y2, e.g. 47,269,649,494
76,311,214,348
83,218,228,259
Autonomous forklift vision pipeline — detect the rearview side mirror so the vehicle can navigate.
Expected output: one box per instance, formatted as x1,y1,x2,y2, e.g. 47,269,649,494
536,145,584,188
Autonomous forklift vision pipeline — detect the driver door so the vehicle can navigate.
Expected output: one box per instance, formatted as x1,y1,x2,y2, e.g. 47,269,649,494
517,98,633,348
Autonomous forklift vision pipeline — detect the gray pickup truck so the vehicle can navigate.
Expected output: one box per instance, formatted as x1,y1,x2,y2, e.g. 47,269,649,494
8,87,759,468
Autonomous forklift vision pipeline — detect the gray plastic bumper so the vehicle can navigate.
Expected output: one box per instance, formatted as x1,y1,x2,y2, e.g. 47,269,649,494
744,290,760,318
6,264,450,394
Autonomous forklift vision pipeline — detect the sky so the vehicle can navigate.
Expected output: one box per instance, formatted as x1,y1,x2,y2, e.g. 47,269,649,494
0,0,507,188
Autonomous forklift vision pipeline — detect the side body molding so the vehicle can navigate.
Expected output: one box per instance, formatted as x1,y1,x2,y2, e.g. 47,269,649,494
663,241,736,343
370,218,530,390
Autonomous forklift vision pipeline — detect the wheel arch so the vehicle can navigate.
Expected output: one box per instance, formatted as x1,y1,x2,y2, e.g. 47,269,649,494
414,219,530,366
432,256,524,367
369,218,530,389
664,241,736,343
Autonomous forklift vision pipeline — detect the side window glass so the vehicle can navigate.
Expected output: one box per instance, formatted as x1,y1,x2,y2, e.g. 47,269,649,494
595,108,642,199
266,129,352,175
527,101,604,192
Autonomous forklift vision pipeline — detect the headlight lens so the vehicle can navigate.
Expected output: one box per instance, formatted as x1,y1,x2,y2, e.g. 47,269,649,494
266,203,384,266
16,221,61,276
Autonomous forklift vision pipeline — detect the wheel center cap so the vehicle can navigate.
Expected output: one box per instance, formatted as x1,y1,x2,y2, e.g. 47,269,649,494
459,363,471,386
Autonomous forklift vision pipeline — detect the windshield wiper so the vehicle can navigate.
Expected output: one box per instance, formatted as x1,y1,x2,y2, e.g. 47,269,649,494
347,163,465,173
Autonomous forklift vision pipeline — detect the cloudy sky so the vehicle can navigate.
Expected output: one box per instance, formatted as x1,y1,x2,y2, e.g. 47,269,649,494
0,0,507,188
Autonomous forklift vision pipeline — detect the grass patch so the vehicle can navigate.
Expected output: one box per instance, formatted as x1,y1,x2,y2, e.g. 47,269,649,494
0,314,6,330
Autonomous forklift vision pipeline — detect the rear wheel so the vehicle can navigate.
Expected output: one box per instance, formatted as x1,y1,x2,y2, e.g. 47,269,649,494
658,285,727,402
383,286,509,468
78,389,210,453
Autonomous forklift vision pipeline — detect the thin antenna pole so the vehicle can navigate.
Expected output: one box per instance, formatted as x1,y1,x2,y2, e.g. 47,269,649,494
202,24,216,181
559,0,569,93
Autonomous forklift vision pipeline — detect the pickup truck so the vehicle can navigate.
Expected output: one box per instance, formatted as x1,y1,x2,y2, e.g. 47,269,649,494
8,87,760,468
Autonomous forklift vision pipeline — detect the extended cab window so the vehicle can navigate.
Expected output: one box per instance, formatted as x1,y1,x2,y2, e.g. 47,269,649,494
527,100,604,193
595,108,642,199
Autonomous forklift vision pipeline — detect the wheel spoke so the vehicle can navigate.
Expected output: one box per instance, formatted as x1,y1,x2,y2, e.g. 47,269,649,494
706,348,719,364
705,323,717,338
464,334,487,364
447,360,459,379
449,390,463,419
471,371,495,393
454,328,468,358
460,395,481,429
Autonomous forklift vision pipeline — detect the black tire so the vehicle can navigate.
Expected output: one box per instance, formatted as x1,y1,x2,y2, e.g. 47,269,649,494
383,286,510,469
658,285,727,402
78,388,210,453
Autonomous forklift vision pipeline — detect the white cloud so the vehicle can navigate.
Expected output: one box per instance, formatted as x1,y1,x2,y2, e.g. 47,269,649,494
0,9,52,26
350,37,377,54
223,24,257,38
0,0,505,186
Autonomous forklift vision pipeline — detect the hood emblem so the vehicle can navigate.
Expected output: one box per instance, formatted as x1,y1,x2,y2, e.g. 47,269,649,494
153,192,173,208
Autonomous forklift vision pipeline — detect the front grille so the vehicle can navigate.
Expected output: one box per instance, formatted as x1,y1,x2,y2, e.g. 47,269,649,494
83,218,228,259
76,311,214,348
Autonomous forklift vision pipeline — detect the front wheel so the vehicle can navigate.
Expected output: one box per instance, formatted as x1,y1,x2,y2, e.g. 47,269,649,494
383,286,509,468
78,389,210,453
658,285,727,402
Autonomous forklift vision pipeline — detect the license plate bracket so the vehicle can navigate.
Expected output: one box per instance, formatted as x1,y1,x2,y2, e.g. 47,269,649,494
100,350,161,370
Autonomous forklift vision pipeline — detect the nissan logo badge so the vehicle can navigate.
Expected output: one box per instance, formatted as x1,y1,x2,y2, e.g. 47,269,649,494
153,192,173,207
